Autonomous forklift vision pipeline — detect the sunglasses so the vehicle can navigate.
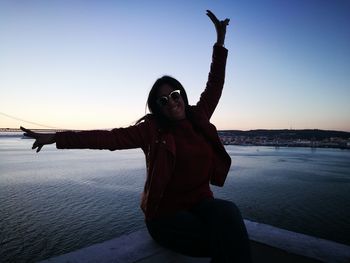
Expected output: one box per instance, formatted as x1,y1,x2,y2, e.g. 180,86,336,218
156,90,181,107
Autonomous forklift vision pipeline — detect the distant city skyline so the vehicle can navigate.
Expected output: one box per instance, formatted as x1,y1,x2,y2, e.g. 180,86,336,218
1,1,350,131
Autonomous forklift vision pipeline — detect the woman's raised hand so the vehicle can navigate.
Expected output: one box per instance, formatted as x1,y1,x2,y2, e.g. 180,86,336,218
20,126,56,153
206,10,230,46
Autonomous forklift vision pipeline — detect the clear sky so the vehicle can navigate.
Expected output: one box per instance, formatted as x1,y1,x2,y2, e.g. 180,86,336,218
1,0,349,131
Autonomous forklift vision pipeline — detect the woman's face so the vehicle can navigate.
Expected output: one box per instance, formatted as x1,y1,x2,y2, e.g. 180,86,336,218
157,84,186,121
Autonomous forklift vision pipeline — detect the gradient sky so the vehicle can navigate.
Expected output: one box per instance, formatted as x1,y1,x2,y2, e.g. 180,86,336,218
1,0,349,131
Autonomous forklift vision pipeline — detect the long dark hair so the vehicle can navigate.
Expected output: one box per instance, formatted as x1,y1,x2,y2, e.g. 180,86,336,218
137,75,189,126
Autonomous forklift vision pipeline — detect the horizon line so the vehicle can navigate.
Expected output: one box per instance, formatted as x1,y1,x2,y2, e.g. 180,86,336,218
1,127,350,133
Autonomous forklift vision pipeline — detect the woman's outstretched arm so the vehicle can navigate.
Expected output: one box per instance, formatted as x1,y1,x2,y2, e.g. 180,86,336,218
21,121,150,153
196,10,230,120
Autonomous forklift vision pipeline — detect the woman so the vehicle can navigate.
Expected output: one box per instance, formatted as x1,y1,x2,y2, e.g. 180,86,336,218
21,10,252,263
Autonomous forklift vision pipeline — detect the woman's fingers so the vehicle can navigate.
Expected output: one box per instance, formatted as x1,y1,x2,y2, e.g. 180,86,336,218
20,126,37,138
23,127,41,151
206,10,230,42
222,18,230,26
32,141,43,152
32,140,39,150
20,126,30,133
37,145,43,153
21,126,48,152
206,10,219,25
29,138,45,153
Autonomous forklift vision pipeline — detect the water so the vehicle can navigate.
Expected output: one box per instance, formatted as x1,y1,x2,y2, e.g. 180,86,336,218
0,136,350,263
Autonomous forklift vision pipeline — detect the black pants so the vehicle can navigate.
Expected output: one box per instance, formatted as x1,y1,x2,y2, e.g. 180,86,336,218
146,198,252,263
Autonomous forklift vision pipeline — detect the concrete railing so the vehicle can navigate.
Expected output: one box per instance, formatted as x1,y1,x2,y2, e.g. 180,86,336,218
39,220,350,263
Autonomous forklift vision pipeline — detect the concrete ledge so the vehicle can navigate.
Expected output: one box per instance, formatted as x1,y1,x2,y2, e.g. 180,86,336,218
38,228,209,263
39,220,350,263
245,220,350,263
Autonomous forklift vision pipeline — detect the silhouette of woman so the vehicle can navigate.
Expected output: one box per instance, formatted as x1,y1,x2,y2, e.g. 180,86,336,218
21,10,252,263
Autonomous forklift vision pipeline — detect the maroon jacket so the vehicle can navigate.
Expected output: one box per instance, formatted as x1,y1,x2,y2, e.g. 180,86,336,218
56,45,231,219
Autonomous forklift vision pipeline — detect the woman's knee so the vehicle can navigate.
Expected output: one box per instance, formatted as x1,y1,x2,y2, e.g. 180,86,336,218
212,199,242,220
194,198,244,225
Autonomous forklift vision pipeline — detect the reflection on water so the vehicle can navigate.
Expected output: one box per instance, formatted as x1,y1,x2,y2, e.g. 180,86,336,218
0,136,349,263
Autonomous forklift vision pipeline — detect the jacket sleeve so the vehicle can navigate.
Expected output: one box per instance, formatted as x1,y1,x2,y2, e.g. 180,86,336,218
55,120,150,151
196,45,228,120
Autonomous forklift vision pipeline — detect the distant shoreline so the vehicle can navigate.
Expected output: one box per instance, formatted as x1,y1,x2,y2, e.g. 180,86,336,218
2,128,349,150
218,129,350,150
2,127,350,133
0,128,70,133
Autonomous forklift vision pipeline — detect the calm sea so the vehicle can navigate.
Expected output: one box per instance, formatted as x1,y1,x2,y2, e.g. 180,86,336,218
0,135,349,263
